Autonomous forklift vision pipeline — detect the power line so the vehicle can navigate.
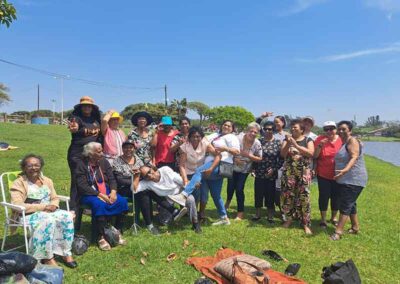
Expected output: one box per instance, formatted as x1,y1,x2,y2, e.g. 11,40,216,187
0,58,164,91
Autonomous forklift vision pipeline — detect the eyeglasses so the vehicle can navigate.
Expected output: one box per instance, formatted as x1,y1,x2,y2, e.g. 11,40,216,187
26,164,41,169
323,127,336,131
263,128,273,132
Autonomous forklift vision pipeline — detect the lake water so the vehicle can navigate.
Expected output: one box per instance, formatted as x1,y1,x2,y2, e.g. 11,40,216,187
363,142,400,166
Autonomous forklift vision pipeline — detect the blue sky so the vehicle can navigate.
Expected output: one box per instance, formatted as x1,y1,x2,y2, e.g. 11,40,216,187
0,0,399,125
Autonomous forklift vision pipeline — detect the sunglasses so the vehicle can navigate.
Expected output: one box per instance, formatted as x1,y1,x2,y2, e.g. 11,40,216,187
263,128,274,132
323,127,336,131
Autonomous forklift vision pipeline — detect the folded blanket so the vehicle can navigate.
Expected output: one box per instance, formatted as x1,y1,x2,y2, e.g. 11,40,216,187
186,248,307,284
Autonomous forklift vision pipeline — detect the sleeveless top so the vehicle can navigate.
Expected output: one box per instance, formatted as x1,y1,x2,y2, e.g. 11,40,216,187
335,140,368,187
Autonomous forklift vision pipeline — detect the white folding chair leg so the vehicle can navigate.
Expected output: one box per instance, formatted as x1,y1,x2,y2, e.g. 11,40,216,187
1,223,8,251
21,213,29,254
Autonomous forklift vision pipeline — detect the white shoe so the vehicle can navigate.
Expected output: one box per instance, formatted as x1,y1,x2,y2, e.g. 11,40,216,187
168,193,187,207
212,218,231,226
118,236,127,246
173,207,188,222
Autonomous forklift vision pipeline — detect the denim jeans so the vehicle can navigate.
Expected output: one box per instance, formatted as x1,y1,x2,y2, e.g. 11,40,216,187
226,171,249,212
182,160,227,219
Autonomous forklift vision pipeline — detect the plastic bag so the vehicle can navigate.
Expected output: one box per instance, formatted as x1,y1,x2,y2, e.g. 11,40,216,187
26,264,64,284
103,224,120,247
322,259,361,284
72,234,89,255
0,252,37,275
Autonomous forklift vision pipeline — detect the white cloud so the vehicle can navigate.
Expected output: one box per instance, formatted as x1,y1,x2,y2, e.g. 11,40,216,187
298,42,400,62
281,0,329,16
364,0,400,19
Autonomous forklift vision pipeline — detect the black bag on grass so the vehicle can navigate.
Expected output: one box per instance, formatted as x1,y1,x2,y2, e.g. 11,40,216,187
322,259,361,284
103,224,120,247
72,234,90,255
0,252,37,275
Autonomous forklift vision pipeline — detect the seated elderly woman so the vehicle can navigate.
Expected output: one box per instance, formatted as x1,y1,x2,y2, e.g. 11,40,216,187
75,142,128,250
10,154,76,268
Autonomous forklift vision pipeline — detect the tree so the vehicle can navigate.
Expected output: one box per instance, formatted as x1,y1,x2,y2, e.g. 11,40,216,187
187,101,209,126
365,115,383,127
0,83,11,106
0,0,17,28
169,98,188,119
207,106,255,130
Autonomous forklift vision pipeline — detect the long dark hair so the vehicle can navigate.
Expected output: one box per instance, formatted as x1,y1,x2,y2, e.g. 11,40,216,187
219,120,236,134
71,105,101,122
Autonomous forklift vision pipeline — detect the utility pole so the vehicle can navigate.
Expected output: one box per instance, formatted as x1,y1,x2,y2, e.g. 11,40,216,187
164,84,168,107
61,77,64,122
37,84,40,111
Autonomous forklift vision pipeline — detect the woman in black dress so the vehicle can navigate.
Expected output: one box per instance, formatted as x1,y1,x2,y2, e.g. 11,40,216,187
67,96,102,213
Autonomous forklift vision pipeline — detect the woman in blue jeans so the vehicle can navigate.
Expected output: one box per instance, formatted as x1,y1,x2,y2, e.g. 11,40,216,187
169,120,240,225
225,122,262,220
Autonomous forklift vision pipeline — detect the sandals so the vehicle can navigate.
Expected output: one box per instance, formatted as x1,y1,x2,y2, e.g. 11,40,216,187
329,232,342,241
98,237,111,251
348,228,359,234
330,219,338,226
319,222,328,228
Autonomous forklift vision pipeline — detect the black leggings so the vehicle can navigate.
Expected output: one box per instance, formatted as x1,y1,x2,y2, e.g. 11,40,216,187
135,191,175,226
317,176,341,211
254,178,276,209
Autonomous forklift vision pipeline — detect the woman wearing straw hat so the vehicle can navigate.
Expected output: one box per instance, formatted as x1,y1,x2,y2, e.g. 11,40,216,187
67,96,102,213
128,111,155,167
101,109,126,166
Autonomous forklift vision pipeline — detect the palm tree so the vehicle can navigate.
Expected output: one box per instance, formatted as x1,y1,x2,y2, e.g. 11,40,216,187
0,83,11,107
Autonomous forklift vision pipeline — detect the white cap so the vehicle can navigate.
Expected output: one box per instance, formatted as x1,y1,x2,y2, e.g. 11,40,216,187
323,121,336,128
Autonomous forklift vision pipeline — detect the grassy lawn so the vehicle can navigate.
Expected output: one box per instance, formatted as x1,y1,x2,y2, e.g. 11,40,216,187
360,136,400,142
0,123,399,283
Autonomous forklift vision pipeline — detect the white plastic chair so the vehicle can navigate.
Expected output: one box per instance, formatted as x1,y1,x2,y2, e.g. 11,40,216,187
0,171,70,254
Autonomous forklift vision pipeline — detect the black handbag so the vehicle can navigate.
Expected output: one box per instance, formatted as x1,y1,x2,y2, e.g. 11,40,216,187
219,161,234,178
103,225,121,247
322,259,361,284
72,234,89,255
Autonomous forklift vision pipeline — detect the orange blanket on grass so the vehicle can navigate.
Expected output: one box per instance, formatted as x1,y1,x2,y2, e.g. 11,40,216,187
186,248,307,284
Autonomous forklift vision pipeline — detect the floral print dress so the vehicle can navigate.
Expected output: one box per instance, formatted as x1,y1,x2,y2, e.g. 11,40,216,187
281,137,313,226
128,128,154,166
26,182,74,260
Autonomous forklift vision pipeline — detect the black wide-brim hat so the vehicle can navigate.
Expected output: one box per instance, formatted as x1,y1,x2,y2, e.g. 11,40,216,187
131,111,154,127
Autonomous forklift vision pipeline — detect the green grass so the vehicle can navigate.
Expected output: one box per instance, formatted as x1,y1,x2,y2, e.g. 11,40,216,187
1,123,399,283
360,136,400,142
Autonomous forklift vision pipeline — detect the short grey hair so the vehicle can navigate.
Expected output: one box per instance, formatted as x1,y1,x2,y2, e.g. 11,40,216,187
82,142,102,157
246,122,261,132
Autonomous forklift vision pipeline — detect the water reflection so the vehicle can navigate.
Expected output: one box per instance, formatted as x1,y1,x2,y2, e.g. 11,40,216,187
363,142,400,166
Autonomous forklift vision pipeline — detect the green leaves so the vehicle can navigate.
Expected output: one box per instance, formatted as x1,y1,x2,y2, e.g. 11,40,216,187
0,0,17,28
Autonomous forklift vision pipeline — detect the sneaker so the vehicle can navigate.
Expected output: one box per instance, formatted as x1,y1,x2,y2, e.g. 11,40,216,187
168,193,187,207
212,218,230,226
173,207,188,222
147,226,160,236
192,223,202,234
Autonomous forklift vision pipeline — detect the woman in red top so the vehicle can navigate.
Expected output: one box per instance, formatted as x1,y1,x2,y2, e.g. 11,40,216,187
152,116,180,170
314,121,342,228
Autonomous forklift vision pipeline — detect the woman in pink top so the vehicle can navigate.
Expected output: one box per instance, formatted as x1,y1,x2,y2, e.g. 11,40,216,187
314,121,342,228
101,110,127,165
179,126,216,186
